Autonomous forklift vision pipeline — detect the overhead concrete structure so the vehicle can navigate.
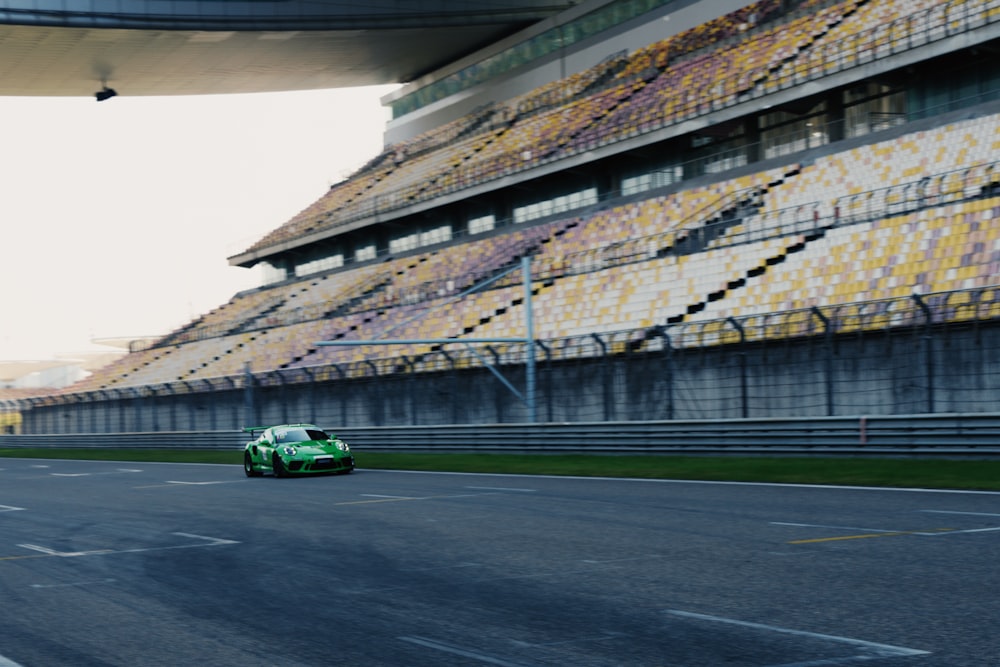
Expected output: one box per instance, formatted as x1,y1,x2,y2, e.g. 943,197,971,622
0,1,577,97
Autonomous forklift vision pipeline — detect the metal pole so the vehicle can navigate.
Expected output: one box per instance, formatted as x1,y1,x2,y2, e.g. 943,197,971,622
535,340,552,422
727,317,748,418
243,362,256,427
912,293,935,413
523,256,537,423
658,327,674,421
590,333,611,421
811,307,834,416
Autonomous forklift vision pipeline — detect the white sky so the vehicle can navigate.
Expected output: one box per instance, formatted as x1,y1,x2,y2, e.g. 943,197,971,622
0,85,398,362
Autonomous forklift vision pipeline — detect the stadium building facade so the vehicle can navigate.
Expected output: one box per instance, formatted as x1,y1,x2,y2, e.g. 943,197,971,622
5,0,1000,434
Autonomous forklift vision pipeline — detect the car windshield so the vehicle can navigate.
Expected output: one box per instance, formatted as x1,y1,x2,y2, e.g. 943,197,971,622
276,428,329,443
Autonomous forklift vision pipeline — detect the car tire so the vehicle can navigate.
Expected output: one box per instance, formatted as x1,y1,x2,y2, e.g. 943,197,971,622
272,452,287,478
244,452,261,477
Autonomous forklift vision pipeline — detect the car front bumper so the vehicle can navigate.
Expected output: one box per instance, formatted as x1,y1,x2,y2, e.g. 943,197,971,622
285,455,354,473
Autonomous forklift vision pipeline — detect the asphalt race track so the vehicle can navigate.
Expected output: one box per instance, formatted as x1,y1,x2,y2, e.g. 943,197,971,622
0,458,998,666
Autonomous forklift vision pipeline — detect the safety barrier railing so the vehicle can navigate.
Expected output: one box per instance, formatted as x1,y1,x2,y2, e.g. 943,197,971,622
3,413,1000,455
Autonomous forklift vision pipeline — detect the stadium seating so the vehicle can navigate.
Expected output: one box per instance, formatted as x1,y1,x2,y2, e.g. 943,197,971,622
235,0,998,257
238,0,792,249
236,0,998,255
64,0,1000,391
686,196,1000,321
763,113,1000,216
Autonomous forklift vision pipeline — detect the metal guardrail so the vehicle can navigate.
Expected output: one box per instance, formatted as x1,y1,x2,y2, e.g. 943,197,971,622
2,414,999,456
0,431,248,451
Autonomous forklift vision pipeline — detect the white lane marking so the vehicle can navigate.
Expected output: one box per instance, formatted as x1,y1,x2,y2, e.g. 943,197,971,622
30,578,116,589
380,469,1000,495
0,505,25,512
17,533,238,559
358,492,495,502
134,481,242,490
923,526,1000,535
465,486,536,492
772,522,901,533
398,636,535,667
29,465,49,469
664,610,930,663
0,653,25,667
18,544,112,558
917,510,1000,516
171,532,240,546
50,469,143,478
775,520,1000,538
165,480,236,486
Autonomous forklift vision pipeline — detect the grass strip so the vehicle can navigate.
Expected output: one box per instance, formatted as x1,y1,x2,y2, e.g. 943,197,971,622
1,448,998,491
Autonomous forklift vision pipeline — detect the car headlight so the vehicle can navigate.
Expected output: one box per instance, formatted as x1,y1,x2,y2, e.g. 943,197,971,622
335,440,350,452
282,446,297,456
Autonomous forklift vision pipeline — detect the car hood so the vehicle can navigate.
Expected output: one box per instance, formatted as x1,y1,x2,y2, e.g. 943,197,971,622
290,440,346,456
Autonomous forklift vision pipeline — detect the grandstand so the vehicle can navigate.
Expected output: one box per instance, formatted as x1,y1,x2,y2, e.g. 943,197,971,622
7,0,1000,432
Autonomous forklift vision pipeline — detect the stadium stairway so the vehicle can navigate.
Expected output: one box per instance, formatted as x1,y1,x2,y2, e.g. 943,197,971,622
740,0,865,96
320,271,395,319
271,218,582,370
662,231,819,326
656,187,769,257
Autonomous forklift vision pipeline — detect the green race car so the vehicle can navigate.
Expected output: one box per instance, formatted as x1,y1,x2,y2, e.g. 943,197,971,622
243,424,354,477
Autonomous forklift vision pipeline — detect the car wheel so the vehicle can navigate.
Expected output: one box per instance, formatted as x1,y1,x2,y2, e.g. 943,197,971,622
244,452,261,477
272,452,287,478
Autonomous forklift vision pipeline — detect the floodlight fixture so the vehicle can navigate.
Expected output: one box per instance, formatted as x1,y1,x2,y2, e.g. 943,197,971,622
95,86,117,102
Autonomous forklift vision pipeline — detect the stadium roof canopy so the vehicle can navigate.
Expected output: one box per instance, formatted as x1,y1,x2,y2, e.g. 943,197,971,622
0,1,578,97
